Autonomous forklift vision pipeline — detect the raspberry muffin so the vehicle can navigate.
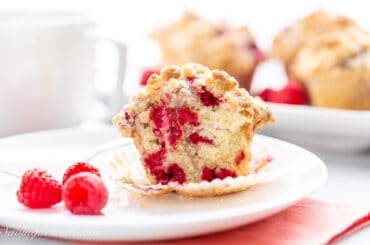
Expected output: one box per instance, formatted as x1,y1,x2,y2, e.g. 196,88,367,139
291,27,370,110
113,63,273,185
152,12,264,90
272,11,356,76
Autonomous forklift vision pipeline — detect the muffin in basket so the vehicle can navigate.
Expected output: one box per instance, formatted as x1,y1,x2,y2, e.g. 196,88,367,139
271,11,356,76
113,63,273,186
151,12,264,90
291,27,370,110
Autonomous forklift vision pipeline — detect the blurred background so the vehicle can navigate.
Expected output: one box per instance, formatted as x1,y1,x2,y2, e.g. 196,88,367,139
12,0,368,94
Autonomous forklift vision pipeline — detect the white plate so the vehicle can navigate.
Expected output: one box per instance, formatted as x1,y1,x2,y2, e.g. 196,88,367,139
0,127,327,241
262,103,370,152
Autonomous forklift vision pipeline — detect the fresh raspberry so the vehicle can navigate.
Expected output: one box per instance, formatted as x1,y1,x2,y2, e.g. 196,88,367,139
201,167,214,181
17,168,62,209
62,162,101,185
188,133,213,145
234,151,245,166
62,173,108,215
196,87,223,107
258,79,307,105
215,168,237,179
139,68,160,86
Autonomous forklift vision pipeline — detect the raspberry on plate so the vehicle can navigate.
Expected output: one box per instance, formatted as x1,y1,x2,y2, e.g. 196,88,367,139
258,79,307,105
62,162,101,185
113,63,273,185
62,172,108,215
17,168,62,209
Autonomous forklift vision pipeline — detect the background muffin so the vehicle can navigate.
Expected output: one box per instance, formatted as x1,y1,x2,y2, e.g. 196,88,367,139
271,11,356,77
291,27,370,110
152,12,264,90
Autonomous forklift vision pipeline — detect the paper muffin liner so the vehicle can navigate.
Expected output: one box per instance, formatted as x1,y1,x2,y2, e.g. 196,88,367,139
306,78,370,110
102,140,285,198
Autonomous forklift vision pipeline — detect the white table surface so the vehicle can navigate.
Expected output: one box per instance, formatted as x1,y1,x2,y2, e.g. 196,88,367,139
0,139,369,244
311,149,370,244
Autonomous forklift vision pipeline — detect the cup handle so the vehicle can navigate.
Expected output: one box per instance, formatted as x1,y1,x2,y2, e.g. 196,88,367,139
86,32,128,119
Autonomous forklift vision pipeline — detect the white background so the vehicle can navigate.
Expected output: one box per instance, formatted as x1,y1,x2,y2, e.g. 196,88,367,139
3,0,369,46
2,0,370,91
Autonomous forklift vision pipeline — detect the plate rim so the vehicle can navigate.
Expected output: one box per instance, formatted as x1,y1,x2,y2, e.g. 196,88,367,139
268,102,370,117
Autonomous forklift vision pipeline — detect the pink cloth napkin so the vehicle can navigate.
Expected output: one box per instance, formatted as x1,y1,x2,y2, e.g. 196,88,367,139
75,198,370,245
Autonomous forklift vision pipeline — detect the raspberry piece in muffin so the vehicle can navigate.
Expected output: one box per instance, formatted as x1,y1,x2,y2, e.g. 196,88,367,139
113,63,273,184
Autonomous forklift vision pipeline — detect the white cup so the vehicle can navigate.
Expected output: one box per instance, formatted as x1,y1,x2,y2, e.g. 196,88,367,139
0,11,127,136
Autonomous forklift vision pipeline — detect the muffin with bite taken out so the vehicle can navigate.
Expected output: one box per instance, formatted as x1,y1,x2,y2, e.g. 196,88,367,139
113,63,273,185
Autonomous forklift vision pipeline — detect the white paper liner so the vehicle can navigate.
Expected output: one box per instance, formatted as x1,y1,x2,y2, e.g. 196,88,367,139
93,139,286,198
